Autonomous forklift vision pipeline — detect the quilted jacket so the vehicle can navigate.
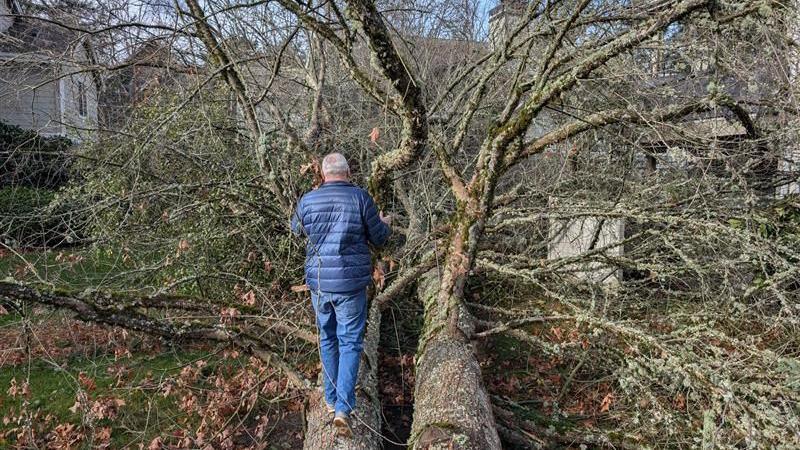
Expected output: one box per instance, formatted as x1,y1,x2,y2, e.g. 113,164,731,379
291,181,391,293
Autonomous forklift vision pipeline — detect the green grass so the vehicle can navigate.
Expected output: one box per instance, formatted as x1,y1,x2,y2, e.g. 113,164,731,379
0,246,134,290
0,310,21,327
0,349,213,447
0,246,298,447
0,240,219,447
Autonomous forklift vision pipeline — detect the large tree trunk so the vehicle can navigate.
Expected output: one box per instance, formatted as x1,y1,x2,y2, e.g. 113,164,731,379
409,228,501,450
303,299,383,449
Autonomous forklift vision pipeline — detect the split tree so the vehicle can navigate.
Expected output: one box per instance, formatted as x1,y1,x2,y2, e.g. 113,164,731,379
2,0,799,448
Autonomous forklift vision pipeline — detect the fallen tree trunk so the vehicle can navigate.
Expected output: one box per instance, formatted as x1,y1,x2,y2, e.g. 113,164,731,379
409,270,501,449
302,298,383,449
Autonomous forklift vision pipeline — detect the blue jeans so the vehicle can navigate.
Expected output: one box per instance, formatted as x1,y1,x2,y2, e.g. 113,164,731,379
311,289,367,415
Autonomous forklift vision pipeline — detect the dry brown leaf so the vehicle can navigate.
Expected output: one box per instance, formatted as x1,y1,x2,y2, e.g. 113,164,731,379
290,284,309,293
673,393,686,410
241,290,256,306
148,437,163,450
220,307,239,318
300,158,323,188
551,326,563,341
78,372,96,392
176,239,190,256
373,265,386,290
599,392,614,413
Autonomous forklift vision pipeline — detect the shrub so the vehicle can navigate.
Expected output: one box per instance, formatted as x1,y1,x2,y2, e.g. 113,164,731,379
0,121,73,189
0,186,86,247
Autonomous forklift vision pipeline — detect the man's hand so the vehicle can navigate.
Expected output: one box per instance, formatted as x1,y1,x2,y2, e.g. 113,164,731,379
379,211,393,227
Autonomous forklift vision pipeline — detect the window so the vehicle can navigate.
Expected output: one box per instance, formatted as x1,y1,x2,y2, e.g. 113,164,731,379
77,81,87,117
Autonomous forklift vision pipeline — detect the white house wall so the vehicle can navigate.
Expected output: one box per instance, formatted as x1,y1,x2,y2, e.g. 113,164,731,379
59,66,98,142
0,1,12,34
0,62,63,136
778,145,800,197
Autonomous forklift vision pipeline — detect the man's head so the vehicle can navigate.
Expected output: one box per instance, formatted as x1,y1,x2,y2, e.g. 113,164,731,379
321,153,350,182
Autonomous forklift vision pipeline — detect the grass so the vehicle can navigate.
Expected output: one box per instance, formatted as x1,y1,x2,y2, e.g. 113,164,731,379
0,310,21,327
1,247,204,447
0,246,134,291
0,247,306,448
0,347,219,447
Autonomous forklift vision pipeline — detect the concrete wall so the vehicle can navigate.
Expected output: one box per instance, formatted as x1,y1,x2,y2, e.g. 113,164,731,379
488,2,528,50
0,63,63,136
547,199,625,285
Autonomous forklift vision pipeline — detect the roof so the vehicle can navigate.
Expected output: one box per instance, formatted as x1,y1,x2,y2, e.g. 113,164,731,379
127,39,179,67
488,0,528,20
0,14,80,57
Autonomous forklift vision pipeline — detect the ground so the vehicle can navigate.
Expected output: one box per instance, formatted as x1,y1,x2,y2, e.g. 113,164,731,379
0,249,307,449
378,295,420,448
0,248,713,449
0,309,307,449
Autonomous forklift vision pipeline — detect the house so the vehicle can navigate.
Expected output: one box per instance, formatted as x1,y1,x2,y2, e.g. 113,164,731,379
0,0,98,142
485,1,799,283
488,0,528,50
101,38,201,128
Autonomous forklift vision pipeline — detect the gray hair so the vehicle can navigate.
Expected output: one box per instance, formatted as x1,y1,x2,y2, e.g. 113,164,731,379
321,153,350,177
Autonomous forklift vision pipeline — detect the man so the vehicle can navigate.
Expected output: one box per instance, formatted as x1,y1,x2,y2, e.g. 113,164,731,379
291,153,392,435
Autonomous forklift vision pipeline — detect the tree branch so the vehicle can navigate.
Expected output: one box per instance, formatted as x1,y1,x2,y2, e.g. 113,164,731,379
0,282,313,388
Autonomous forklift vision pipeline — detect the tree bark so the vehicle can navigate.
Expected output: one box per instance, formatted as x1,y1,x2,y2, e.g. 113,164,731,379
303,298,383,450
409,268,501,449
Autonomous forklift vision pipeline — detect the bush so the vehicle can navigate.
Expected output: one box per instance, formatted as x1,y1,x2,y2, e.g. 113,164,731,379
0,121,73,189
0,186,86,248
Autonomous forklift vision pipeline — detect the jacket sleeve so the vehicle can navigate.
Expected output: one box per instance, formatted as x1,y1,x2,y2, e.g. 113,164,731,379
290,197,305,237
362,192,391,247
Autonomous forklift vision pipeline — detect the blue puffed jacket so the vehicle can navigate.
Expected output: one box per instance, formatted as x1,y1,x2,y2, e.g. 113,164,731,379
291,181,391,293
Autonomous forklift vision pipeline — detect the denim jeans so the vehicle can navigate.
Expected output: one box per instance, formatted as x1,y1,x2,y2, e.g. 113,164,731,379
311,289,367,415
